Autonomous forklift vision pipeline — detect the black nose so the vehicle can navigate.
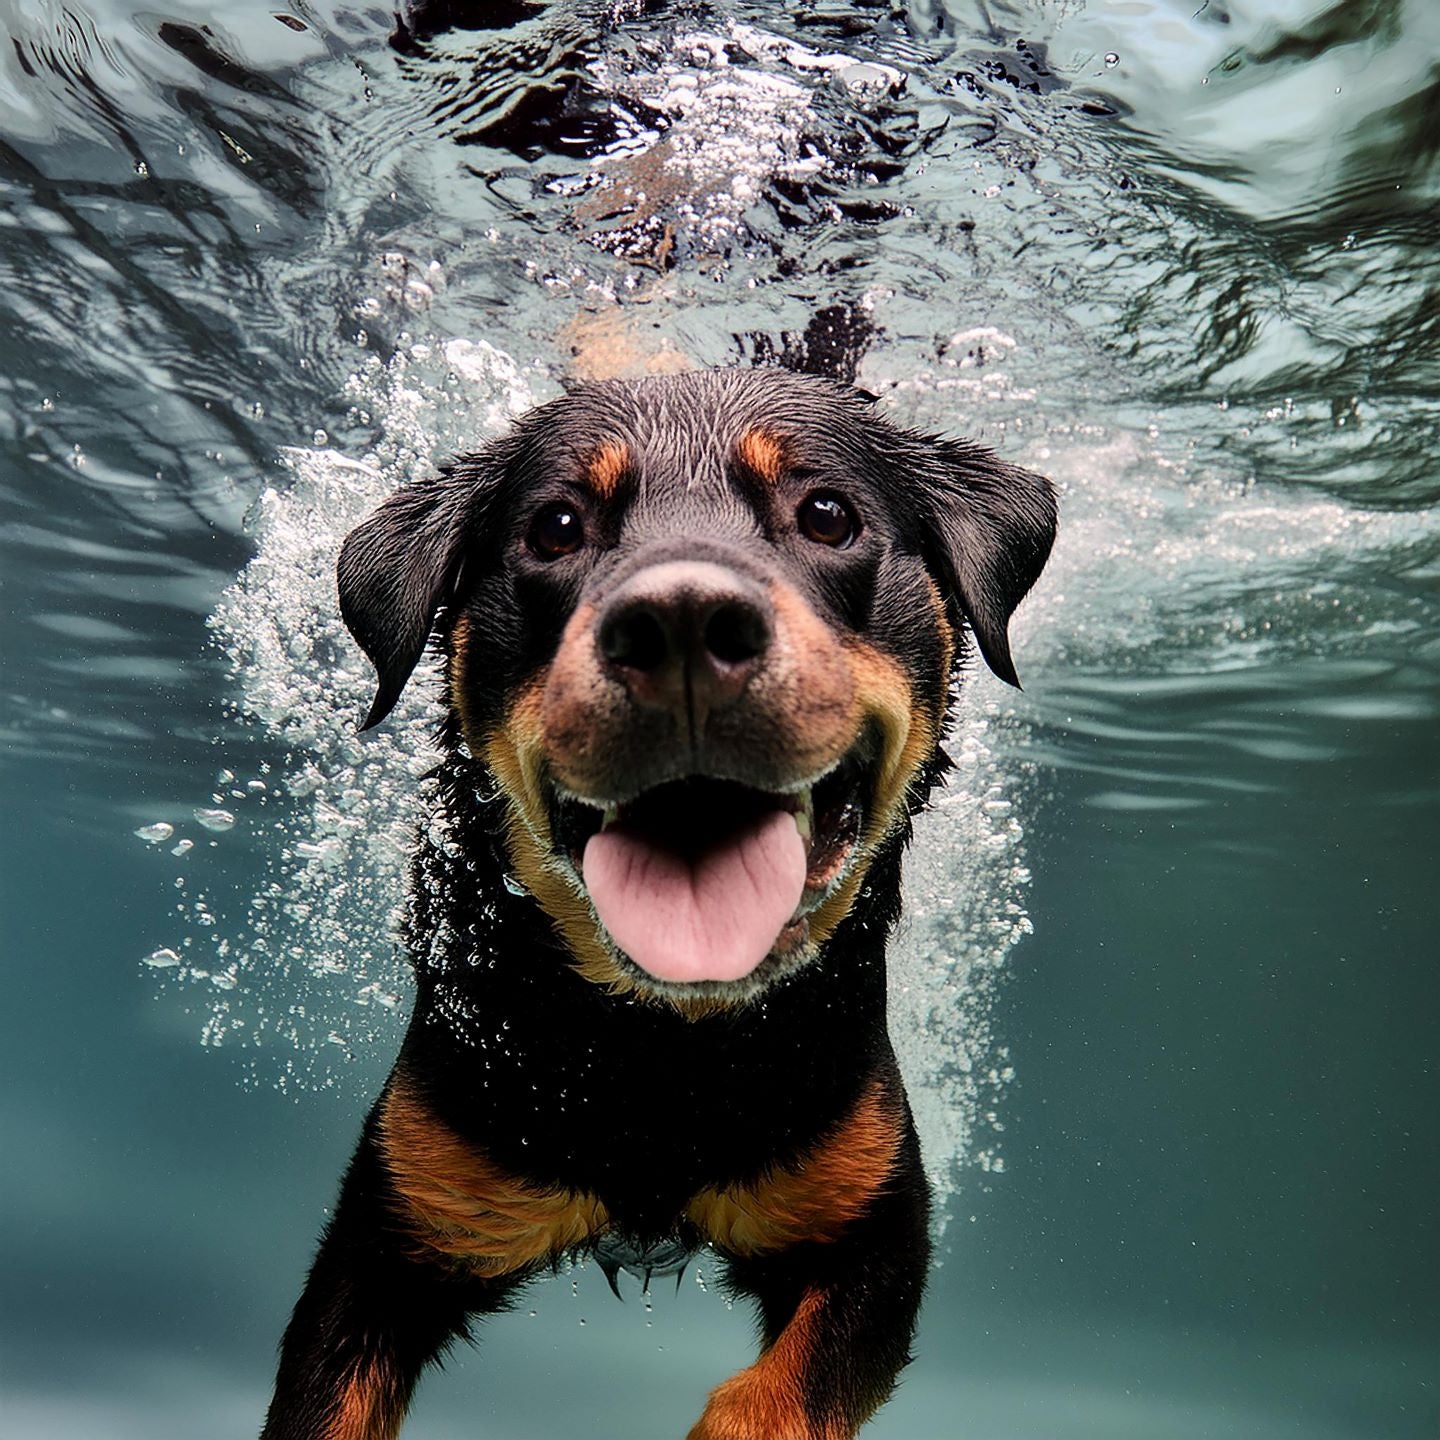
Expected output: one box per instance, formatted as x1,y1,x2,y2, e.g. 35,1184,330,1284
597,561,772,726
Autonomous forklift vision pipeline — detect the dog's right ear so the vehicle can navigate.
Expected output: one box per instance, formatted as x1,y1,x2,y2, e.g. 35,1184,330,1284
337,459,497,730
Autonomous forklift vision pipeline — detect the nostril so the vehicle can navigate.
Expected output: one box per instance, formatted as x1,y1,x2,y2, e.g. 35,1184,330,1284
704,601,769,667
600,605,669,672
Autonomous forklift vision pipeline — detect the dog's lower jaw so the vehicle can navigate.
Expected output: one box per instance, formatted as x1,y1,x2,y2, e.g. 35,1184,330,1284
525,872,839,1018
486,805,836,1013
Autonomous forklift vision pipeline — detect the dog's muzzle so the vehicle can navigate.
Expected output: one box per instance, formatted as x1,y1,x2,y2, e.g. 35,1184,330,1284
538,547,867,992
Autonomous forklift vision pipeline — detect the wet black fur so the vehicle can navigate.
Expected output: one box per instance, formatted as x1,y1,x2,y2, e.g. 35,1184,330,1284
262,370,1055,1439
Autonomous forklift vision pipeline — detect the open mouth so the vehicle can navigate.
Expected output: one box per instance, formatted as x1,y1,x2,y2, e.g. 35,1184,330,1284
549,754,868,988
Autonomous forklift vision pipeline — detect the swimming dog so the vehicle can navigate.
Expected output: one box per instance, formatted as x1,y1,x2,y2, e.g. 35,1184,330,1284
261,367,1055,1439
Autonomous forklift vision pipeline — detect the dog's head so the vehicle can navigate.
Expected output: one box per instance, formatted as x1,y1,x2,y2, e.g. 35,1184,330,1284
338,370,1054,1006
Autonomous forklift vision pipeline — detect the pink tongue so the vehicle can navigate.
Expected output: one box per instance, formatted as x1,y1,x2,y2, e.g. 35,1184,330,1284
581,810,807,984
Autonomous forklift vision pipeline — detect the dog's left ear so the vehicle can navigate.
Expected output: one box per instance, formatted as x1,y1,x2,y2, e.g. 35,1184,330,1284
337,458,498,729
912,438,1057,688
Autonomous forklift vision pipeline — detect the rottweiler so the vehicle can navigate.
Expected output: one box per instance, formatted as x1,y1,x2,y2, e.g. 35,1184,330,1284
260,367,1055,1440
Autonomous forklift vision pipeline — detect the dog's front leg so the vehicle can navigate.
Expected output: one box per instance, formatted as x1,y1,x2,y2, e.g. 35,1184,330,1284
260,1109,526,1440
687,1078,932,1440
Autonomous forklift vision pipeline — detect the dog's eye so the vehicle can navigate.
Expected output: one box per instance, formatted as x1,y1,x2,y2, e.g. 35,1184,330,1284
527,504,585,560
796,491,859,549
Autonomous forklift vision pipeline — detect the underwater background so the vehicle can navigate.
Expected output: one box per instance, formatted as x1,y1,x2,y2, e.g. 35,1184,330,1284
1,0,1436,1435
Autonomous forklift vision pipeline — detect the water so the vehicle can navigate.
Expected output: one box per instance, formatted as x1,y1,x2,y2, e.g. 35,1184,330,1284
2,1,1436,1436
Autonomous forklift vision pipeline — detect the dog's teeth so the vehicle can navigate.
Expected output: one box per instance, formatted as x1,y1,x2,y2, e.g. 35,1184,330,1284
601,804,619,831
795,788,814,842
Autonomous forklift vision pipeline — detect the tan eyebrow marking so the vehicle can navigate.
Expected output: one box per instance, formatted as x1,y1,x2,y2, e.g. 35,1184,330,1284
736,428,788,485
583,440,631,499
687,1074,901,1255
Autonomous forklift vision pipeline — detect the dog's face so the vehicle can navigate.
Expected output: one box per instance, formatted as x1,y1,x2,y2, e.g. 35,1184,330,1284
338,370,1054,1006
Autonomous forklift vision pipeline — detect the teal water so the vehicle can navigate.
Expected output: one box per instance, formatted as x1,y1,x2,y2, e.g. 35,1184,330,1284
1,1,1436,1436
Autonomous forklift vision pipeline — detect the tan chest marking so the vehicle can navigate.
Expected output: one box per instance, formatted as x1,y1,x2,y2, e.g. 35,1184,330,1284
687,1077,902,1256
378,1080,608,1275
